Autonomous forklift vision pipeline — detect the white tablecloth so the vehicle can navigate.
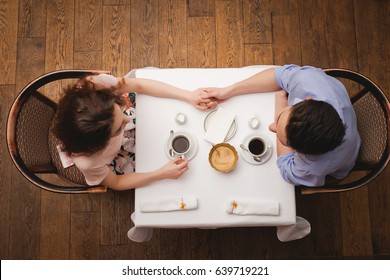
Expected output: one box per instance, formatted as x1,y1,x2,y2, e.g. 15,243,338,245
132,67,296,228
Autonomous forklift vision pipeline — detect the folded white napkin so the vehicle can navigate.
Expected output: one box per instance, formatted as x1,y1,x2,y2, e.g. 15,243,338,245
226,199,279,216
205,107,236,144
140,197,198,212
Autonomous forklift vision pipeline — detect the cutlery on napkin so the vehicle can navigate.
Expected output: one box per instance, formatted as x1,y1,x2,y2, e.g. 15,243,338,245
204,107,236,145
226,199,279,216
140,197,198,212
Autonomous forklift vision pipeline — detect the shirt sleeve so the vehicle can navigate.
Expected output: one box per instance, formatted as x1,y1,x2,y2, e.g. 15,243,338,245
274,64,299,91
78,165,110,186
276,153,326,187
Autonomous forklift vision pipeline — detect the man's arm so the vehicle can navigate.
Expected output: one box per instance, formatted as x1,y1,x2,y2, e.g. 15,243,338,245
202,68,281,101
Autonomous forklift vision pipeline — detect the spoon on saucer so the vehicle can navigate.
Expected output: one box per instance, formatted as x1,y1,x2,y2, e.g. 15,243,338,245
240,144,262,162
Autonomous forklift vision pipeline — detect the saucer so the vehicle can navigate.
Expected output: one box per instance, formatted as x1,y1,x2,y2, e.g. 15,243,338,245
204,109,237,141
165,130,198,160
240,133,273,165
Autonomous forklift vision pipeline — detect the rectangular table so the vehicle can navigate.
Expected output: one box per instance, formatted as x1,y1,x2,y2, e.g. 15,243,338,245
133,67,296,229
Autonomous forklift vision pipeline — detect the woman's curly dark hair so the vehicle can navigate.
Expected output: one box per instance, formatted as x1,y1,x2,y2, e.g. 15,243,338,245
286,99,346,155
52,78,125,155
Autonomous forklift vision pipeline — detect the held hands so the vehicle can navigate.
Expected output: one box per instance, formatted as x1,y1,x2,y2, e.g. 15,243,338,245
189,88,219,110
193,87,231,107
202,87,231,100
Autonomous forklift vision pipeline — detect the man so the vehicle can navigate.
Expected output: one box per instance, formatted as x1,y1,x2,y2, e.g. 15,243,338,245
202,64,360,186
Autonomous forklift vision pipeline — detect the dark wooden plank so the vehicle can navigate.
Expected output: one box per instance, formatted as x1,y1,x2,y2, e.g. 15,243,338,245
298,194,343,258
368,169,390,256
0,0,18,84
117,191,135,244
8,175,41,259
243,0,272,44
299,0,358,69
102,5,131,76
158,0,188,68
244,44,273,65
270,0,300,66
101,191,133,245
7,35,46,260
44,0,75,103
187,17,216,68
70,212,100,259
339,189,373,257
0,85,14,259
101,191,121,245
75,0,103,52
215,0,244,67
130,0,159,69
15,38,46,92
355,0,390,257
187,0,215,17
269,0,298,15
71,193,102,213
45,0,74,71
74,51,103,70
159,229,192,259
355,0,389,93
271,15,301,65
103,0,131,5
18,0,47,37
40,191,71,259
232,226,314,259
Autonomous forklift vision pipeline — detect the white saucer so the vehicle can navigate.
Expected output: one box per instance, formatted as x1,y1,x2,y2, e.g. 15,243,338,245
240,133,273,165
204,109,237,141
165,130,198,160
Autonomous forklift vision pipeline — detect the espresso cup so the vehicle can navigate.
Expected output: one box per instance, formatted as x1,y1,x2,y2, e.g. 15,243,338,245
169,134,191,157
247,137,267,159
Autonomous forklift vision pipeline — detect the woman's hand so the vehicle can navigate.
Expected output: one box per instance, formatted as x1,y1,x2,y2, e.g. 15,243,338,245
157,157,189,180
86,74,119,90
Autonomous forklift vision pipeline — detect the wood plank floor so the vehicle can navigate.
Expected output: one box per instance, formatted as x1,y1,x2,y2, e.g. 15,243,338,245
0,0,389,260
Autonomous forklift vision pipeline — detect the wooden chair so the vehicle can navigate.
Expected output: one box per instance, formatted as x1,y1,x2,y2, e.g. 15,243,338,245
301,68,390,194
6,70,108,193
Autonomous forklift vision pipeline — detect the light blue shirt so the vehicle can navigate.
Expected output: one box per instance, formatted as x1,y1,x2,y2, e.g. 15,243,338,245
274,65,361,186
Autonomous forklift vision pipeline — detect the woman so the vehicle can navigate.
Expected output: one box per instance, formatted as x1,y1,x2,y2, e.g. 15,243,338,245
53,73,216,190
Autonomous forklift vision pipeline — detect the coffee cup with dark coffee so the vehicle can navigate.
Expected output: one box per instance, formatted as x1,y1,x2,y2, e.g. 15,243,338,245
169,134,191,157
247,137,267,161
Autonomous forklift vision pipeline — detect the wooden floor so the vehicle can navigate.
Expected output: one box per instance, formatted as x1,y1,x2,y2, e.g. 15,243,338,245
0,0,389,260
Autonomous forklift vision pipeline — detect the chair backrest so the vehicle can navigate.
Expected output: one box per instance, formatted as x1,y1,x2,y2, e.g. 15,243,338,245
7,70,108,193
301,68,390,194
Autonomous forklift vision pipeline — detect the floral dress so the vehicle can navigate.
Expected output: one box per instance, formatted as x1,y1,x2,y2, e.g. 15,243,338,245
109,93,137,175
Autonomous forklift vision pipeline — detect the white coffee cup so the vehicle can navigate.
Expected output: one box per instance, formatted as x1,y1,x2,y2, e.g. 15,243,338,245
247,137,267,159
169,133,191,157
